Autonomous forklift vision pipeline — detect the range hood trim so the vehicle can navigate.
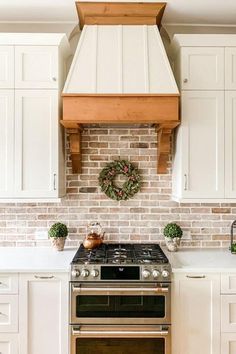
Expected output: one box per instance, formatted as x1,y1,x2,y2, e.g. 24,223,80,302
76,1,167,29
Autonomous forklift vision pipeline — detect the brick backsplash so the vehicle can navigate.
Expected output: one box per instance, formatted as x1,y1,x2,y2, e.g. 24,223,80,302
0,127,235,248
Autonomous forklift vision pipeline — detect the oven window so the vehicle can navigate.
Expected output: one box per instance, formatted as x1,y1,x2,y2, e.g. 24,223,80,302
75,338,165,354
76,295,165,318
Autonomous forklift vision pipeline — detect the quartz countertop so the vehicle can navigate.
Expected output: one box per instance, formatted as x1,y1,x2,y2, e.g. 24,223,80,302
0,246,235,274
0,247,77,272
166,248,236,273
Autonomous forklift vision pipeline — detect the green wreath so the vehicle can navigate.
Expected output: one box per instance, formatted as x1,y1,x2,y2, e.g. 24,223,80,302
98,160,141,201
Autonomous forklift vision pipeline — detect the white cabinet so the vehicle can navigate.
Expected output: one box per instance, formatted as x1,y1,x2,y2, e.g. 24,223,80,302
19,273,69,354
14,90,59,198
180,47,224,90
172,273,221,354
0,46,14,88
221,333,236,354
221,295,236,332
172,35,236,202
0,334,18,354
15,46,58,89
0,34,70,201
225,91,236,198
0,91,14,197
0,295,18,333
0,274,18,295
173,91,224,200
225,48,236,90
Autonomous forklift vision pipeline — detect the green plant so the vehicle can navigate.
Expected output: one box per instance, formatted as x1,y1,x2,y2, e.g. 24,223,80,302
48,222,68,238
230,243,236,253
164,223,183,239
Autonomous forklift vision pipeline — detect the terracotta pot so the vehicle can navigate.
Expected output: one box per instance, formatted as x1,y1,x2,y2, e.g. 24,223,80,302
51,237,66,251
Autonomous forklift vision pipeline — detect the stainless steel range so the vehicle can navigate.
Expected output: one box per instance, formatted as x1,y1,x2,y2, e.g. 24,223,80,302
70,243,171,354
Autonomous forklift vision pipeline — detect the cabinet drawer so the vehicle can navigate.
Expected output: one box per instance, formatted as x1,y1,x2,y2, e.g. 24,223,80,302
0,275,18,294
0,295,18,333
221,295,236,332
221,333,236,354
0,334,18,354
221,274,236,294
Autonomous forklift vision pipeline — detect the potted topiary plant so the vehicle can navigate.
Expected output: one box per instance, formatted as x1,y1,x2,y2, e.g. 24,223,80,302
163,223,183,252
48,222,68,251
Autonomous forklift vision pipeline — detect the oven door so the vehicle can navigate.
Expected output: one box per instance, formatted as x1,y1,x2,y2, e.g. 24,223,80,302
71,324,171,354
70,282,170,325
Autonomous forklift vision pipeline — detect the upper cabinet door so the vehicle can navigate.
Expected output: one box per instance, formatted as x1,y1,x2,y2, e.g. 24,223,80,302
0,91,14,198
14,90,59,198
225,47,236,90
15,46,58,89
181,91,225,199
0,46,14,88
181,47,224,90
225,91,236,198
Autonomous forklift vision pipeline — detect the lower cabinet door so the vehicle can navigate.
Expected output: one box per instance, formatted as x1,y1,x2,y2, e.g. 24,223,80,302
221,333,236,354
221,295,236,332
0,295,18,332
172,273,221,354
19,273,69,354
0,334,18,354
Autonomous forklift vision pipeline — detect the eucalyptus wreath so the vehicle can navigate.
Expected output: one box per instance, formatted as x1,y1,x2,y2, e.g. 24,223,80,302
98,160,141,201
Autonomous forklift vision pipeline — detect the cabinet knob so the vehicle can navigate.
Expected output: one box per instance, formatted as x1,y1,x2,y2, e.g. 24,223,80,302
183,78,188,83
52,77,57,81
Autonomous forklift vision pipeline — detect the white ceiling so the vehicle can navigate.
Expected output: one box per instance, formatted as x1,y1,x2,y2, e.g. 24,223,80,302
0,0,236,26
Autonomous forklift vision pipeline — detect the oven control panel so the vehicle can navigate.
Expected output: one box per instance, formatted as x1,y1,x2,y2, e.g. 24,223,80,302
71,265,171,282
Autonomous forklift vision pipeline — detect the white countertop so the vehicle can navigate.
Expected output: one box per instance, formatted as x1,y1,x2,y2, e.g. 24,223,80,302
0,246,235,273
0,247,77,272
166,248,236,273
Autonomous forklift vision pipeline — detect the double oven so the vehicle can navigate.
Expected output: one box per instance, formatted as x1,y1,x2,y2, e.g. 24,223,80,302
70,267,171,354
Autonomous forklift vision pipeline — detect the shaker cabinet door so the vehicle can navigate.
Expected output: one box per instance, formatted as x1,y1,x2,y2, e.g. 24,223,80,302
225,91,236,198
0,46,14,88
19,273,68,354
181,91,225,199
0,90,14,198
181,47,224,90
225,47,236,90
172,273,221,354
15,46,58,89
14,90,59,198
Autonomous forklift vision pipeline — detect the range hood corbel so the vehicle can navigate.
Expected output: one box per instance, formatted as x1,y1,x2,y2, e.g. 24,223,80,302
62,2,180,174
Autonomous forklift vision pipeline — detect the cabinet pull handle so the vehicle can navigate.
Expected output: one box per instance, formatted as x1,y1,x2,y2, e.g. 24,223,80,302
52,77,57,81
186,275,206,279
184,174,188,190
53,174,56,190
34,275,54,280
0,311,6,316
183,78,188,83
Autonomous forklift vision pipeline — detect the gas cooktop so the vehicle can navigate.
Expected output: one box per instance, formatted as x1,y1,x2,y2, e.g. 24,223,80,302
71,243,168,265
71,243,171,282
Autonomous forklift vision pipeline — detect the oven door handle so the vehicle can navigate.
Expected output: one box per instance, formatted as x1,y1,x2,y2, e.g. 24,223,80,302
72,285,169,295
72,327,169,338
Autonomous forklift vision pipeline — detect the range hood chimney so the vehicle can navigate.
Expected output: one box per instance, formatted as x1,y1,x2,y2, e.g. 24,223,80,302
61,1,180,174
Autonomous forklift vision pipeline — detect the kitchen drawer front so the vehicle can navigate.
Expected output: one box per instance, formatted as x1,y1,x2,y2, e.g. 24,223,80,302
221,274,236,294
0,275,18,295
221,333,236,354
0,334,18,354
221,295,236,332
0,295,18,333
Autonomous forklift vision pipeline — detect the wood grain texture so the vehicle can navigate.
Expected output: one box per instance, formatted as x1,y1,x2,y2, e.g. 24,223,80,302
62,95,179,124
76,2,166,29
68,128,82,173
157,123,180,174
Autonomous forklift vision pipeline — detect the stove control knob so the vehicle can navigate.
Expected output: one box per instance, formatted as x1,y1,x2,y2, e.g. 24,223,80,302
152,270,160,279
142,269,151,279
162,270,169,278
81,269,90,278
71,269,80,278
91,269,99,278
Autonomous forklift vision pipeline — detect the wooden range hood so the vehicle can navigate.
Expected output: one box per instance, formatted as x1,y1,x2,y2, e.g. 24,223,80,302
61,2,180,174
